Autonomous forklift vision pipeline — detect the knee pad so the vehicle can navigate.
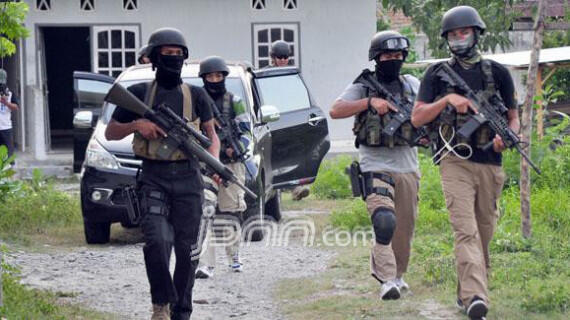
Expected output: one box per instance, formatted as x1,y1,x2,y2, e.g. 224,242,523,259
371,207,396,245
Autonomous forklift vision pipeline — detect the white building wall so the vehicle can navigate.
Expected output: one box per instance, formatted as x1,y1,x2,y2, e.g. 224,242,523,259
22,0,376,158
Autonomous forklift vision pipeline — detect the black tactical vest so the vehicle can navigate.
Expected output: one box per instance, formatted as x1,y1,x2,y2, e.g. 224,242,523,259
353,70,416,148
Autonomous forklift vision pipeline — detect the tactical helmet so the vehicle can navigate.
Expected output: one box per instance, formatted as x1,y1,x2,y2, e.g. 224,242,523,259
441,6,486,37
199,56,230,77
146,27,189,60
137,45,149,64
368,31,410,61
270,40,291,58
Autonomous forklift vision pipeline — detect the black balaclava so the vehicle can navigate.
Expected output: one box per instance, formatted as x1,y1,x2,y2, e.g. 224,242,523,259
375,58,403,82
154,53,184,88
203,78,226,98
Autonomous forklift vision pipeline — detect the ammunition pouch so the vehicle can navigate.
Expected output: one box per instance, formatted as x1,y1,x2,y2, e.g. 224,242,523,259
139,186,170,218
133,81,200,160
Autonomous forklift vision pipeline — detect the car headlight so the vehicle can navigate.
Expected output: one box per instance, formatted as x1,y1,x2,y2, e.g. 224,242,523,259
85,138,119,170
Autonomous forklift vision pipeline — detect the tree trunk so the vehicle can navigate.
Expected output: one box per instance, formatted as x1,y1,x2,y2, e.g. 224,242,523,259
520,0,546,239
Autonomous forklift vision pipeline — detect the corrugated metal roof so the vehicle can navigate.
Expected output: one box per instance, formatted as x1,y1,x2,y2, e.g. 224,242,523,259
415,46,570,69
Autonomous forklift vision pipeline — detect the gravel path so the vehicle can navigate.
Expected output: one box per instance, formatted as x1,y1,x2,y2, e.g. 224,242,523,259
4,213,334,320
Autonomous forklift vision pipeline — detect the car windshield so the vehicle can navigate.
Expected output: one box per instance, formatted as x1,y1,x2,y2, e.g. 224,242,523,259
101,77,246,122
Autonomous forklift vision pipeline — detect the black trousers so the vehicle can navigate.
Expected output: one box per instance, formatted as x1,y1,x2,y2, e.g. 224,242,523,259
0,129,14,160
139,160,204,320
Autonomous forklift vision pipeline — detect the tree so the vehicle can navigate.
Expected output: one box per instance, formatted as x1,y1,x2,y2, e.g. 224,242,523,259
520,0,547,239
0,1,30,59
382,0,519,58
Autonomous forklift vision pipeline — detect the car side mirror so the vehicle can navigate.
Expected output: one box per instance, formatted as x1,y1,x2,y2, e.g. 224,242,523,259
73,110,94,129
260,105,280,123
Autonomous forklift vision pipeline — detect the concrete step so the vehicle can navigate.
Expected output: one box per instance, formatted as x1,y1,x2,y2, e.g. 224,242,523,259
11,150,74,179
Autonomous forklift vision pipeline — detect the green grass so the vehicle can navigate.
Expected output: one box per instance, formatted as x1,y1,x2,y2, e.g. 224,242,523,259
0,170,123,319
277,151,570,319
1,256,116,319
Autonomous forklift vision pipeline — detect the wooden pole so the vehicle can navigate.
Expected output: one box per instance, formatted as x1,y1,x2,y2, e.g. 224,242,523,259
520,0,547,239
536,69,544,139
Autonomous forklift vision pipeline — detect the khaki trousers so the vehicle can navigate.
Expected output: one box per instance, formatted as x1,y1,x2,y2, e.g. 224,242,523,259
440,156,505,306
218,162,246,212
365,171,420,282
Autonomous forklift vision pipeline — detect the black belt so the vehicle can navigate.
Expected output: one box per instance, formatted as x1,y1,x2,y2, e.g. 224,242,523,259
142,159,195,173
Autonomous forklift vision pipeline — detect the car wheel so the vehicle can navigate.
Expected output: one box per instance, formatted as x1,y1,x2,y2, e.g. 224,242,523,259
265,190,282,222
83,219,111,244
244,174,265,242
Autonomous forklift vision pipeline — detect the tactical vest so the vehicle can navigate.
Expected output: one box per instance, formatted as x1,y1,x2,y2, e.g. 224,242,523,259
430,58,504,154
221,92,235,124
132,81,201,160
353,71,416,148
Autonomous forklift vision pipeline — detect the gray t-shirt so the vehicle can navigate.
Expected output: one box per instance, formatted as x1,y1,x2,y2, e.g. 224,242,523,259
337,74,420,173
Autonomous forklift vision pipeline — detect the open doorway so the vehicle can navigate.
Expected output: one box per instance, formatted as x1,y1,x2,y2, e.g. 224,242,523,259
42,27,91,150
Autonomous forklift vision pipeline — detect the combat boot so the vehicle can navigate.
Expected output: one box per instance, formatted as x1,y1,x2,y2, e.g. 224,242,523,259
291,186,310,201
151,303,170,320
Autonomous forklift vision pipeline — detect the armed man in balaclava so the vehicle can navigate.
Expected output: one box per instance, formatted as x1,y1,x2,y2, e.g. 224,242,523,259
330,30,422,301
194,56,252,279
105,27,220,320
411,6,519,320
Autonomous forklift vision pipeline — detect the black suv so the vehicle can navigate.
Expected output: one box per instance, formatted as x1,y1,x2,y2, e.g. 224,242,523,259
72,63,330,244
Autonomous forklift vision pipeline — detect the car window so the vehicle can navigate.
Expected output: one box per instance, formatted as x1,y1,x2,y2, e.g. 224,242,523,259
255,74,310,113
102,77,247,122
76,79,113,109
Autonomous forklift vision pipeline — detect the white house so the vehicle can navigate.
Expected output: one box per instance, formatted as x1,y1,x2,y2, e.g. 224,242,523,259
5,0,376,162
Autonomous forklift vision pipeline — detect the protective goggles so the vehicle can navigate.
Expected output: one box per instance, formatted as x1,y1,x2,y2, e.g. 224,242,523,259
381,37,409,50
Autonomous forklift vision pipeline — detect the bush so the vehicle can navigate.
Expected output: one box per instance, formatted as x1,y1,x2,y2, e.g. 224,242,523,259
502,117,570,189
330,199,369,231
0,145,21,201
311,155,354,200
0,169,81,240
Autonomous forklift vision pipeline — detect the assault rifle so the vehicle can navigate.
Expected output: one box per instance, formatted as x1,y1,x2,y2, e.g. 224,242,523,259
105,83,257,198
357,71,429,146
210,103,249,164
435,62,541,174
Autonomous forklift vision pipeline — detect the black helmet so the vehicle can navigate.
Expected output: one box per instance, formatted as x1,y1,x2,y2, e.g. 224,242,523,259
368,31,410,61
137,45,149,64
441,6,486,37
147,27,189,60
270,40,290,58
199,56,230,77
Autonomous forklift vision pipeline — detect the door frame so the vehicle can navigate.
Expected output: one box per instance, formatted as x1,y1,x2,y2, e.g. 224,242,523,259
35,23,142,151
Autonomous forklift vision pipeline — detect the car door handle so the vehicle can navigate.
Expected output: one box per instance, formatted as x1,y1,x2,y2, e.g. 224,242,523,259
308,114,325,126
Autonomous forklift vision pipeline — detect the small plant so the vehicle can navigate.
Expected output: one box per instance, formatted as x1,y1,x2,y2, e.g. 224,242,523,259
0,145,21,201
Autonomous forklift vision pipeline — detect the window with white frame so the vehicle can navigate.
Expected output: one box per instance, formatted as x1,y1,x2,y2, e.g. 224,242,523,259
251,0,266,10
93,26,139,77
123,0,138,10
283,0,297,10
253,23,299,68
80,0,94,11
36,0,51,11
